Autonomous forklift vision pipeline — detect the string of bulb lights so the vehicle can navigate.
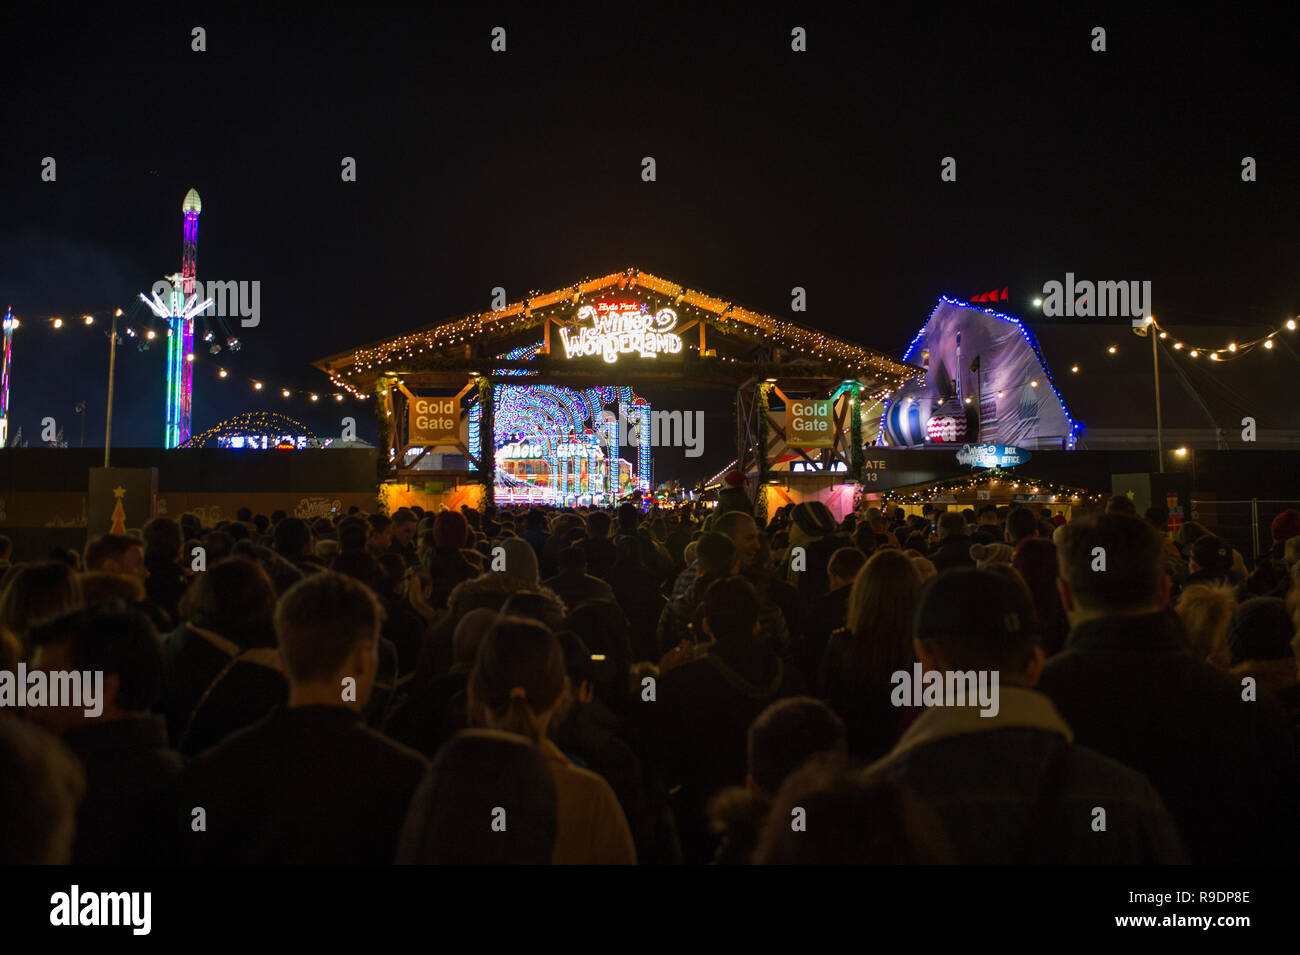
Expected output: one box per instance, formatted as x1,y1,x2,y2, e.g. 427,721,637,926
1082,315,1298,365
2,304,364,405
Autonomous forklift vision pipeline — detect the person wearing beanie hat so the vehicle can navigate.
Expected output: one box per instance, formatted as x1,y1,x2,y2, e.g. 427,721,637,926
1187,534,1244,596
1267,509,1300,564
781,501,849,600
969,542,1014,570
1272,509,1300,544
425,510,479,610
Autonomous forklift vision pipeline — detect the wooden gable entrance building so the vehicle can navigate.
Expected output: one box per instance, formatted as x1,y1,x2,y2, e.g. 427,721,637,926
313,268,920,508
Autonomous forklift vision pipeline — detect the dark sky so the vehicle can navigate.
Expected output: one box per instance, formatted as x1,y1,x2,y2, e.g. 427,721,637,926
2,7,1298,481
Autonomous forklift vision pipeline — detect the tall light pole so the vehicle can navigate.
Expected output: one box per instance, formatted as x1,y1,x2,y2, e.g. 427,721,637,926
104,308,121,467
1135,316,1164,472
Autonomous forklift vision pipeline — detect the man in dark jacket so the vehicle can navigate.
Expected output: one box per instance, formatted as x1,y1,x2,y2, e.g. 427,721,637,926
928,510,976,574
650,575,801,864
793,546,865,688
29,606,185,865
1038,513,1299,865
179,572,428,864
782,501,848,601
865,569,1186,864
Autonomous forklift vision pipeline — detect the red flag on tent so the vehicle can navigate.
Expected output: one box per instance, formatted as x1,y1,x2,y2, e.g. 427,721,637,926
1000,287,1009,300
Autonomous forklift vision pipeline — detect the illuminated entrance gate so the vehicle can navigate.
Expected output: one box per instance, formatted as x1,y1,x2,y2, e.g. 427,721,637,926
313,269,919,510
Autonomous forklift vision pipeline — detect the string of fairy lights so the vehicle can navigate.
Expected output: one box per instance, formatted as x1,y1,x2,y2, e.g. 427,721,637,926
878,468,1102,506
1046,312,1300,368
1,304,365,405
319,268,919,400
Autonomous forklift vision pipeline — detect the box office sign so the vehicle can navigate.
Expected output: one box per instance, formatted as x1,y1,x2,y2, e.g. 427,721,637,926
787,399,835,449
409,396,461,446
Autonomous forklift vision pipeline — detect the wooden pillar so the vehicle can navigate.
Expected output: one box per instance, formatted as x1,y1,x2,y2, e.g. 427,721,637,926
757,382,771,488
850,382,864,483
477,376,495,507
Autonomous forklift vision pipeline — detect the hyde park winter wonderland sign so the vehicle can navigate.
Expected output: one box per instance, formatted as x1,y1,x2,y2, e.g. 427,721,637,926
559,301,683,363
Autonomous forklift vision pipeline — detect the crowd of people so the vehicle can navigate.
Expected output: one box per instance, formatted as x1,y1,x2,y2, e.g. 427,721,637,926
1,493,1298,864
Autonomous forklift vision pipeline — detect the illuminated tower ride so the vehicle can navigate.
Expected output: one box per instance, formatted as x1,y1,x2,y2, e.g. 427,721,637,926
140,188,212,448
1,305,15,446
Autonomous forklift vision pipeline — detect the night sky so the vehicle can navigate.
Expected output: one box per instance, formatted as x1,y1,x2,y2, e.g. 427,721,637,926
3,7,1298,481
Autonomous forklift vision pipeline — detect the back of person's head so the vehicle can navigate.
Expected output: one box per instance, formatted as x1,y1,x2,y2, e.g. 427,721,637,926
586,510,612,539
203,530,235,564
0,561,84,646
337,516,369,553
236,507,253,523
142,516,183,562
1229,597,1295,666
1190,534,1233,576
1145,505,1169,530
368,513,392,537
695,531,737,577
754,757,950,864
499,538,539,585
29,605,165,715
273,518,313,558
701,576,760,647
468,616,567,743
914,568,1041,676
252,514,270,534
452,607,499,669
181,556,277,648
332,550,380,590
498,589,567,633
83,534,142,573
747,697,846,797
275,572,384,687
79,571,146,606
0,535,11,560
377,553,405,597
1056,514,1166,614
826,546,868,589
911,556,937,581
1175,583,1236,662
1006,507,1040,544
969,542,1014,569
1105,495,1139,517
0,719,85,864
616,502,641,534
847,548,921,638
1271,508,1300,545
557,545,587,575
396,729,557,865
936,510,966,541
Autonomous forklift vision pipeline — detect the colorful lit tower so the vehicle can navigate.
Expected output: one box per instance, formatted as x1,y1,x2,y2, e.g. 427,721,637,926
167,188,204,447
1,305,15,446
